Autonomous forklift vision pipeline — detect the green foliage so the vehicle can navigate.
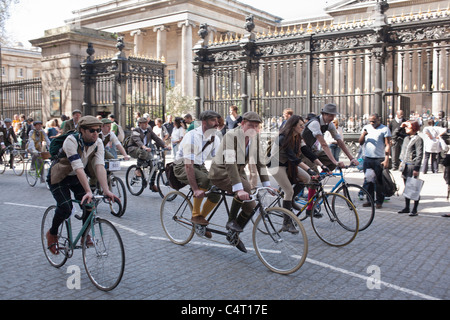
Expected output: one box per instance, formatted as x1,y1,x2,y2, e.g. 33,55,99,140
166,84,195,116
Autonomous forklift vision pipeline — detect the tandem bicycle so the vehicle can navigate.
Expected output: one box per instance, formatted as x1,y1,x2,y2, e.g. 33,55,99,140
160,186,308,275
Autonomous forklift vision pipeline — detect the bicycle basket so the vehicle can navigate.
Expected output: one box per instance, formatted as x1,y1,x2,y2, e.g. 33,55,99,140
41,152,51,159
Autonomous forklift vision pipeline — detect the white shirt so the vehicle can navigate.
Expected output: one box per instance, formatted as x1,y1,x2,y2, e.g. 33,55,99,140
423,126,445,153
171,126,185,143
101,131,120,147
175,126,219,165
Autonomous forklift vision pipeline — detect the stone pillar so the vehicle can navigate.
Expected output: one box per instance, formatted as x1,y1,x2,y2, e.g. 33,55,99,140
178,20,195,96
153,25,169,60
29,25,121,122
130,29,146,56
432,42,444,115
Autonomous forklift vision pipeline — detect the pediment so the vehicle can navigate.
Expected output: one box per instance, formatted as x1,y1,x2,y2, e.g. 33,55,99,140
325,0,379,13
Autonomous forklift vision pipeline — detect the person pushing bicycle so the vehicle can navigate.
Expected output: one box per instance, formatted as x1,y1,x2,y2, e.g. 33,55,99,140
45,115,119,255
208,111,276,252
27,121,51,183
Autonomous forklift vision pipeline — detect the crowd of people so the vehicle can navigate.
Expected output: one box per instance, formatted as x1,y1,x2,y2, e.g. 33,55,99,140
2,102,450,255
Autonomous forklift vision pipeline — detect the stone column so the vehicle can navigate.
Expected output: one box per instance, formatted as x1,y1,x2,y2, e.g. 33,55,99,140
130,29,146,56
178,20,195,96
153,25,169,60
432,42,443,115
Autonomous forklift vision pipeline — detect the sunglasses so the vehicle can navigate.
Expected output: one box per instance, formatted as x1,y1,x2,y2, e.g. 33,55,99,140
87,128,101,133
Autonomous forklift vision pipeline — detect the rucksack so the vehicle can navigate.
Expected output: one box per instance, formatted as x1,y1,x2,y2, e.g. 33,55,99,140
49,130,77,160
380,168,398,197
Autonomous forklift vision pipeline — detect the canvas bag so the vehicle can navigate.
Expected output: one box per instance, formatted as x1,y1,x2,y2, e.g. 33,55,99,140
402,177,424,201
165,136,215,190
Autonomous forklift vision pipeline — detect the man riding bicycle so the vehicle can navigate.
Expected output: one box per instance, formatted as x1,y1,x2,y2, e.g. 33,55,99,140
27,121,51,183
0,118,18,166
209,111,275,252
46,115,119,255
173,110,222,238
127,117,166,192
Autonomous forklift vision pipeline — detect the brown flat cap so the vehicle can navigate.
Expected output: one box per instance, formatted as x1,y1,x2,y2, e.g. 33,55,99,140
78,115,102,127
242,111,262,123
138,117,149,123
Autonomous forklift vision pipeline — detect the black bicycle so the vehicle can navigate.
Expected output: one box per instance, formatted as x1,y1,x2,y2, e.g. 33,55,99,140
125,147,171,198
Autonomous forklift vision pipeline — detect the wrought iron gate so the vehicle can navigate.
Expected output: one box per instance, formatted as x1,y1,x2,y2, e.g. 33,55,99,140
193,4,450,134
80,38,166,129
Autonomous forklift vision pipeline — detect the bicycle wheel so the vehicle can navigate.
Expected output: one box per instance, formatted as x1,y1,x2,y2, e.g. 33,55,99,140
160,190,194,245
12,152,25,176
109,176,127,217
157,169,176,200
25,159,38,187
310,192,359,247
41,205,69,268
0,154,6,174
82,218,125,291
253,207,308,275
335,183,374,231
125,165,145,196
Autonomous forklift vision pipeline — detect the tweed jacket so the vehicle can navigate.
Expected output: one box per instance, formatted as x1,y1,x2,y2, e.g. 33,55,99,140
0,126,18,146
208,126,270,188
127,127,165,153
62,119,79,134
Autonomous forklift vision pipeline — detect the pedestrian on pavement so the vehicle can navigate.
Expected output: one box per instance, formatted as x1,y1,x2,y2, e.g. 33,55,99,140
225,105,242,130
358,113,391,209
395,121,424,216
388,109,406,170
422,119,446,174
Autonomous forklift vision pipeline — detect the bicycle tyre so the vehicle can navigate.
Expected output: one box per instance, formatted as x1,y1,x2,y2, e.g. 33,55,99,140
25,159,38,187
310,192,359,247
0,154,6,174
335,183,374,231
157,169,176,200
109,176,127,217
41,205,69,268
253,207,308,275
82,218,125,291
125,165,145,196
12,152,25,176
160,190,194,245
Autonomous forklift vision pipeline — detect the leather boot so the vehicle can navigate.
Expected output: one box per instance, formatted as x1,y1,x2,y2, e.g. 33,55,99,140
281,200,299,234
398,198,410,213
291,184,304,211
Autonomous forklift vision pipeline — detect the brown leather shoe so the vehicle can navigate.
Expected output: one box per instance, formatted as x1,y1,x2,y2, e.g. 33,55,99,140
191,215,209,226
150,185,159,193
82,235,94,248
46,230,59,255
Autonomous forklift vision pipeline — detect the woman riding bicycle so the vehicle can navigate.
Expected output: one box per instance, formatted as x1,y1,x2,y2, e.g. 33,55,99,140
268,115,329,230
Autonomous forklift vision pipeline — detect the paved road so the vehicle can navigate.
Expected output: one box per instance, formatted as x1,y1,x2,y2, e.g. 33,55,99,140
0,160,448,304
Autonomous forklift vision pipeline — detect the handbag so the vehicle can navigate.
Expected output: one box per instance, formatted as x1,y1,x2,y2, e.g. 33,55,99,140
402,177,424,201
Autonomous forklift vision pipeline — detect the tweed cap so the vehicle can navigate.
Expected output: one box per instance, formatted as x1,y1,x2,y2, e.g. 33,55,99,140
321,103,340,115
242,111,262,123
4,118,12,123
199,110,221,121
72,109,82,115
101,118,113,124
138,117,149,123
78,115,102,128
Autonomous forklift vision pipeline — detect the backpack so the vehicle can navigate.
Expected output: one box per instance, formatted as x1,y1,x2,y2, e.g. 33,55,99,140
49,130,77,160
122,135,132,152
380,168,398,197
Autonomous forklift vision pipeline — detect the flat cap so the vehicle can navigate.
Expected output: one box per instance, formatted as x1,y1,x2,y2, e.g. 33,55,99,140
199,110,221,121
242,111,262,123
72,109,82,115
78,115,102,128
138,117,149,123
101,118,113,124
4,118,12,123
